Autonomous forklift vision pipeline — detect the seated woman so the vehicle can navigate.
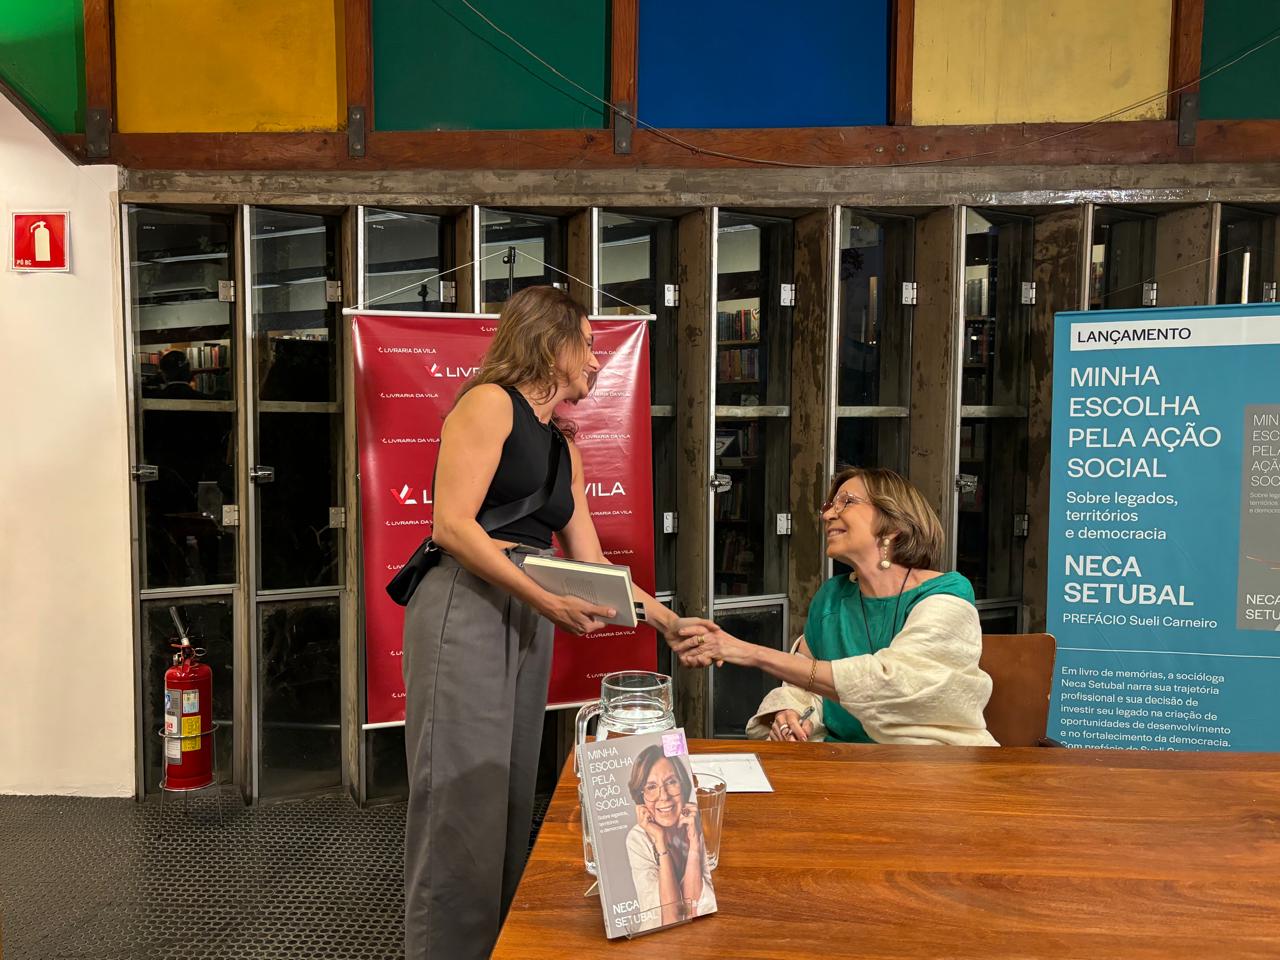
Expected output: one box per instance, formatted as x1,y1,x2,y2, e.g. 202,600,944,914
677,466,998,746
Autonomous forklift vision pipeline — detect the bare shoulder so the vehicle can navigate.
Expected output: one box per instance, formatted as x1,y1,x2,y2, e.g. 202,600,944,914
447,384,513,431
564,436,584,466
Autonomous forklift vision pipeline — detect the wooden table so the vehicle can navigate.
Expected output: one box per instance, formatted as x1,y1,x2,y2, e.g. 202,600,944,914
494,739,1280,959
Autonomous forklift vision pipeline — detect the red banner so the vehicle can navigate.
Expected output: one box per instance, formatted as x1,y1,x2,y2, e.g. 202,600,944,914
351,312,656,724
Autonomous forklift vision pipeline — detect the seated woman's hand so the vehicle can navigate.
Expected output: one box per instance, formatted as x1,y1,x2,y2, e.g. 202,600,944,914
664,617,719,653
767,708,814,742
677,626,756,669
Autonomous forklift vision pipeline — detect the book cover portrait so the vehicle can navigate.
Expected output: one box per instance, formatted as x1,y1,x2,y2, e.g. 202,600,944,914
579,730,718,938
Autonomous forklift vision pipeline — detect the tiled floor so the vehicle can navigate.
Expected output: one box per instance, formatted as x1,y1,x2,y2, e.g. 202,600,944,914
1,791,405,959
0,791,553,959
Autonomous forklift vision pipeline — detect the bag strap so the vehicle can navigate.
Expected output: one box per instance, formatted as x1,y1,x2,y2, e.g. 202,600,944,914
473,426,566,533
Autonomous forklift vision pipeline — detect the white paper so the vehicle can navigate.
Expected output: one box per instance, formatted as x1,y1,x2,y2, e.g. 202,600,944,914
689,753,773,793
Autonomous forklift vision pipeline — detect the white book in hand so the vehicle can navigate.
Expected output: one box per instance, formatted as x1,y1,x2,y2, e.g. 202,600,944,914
520,556,638,628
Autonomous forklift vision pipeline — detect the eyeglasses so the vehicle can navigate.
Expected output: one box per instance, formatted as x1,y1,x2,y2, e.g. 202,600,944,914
642,774,683,801
820,492,870,516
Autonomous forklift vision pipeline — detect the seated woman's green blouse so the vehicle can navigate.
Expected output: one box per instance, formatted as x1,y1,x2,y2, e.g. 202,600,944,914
804,571,976,743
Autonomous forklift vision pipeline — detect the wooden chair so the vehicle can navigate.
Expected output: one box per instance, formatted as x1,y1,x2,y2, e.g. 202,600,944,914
978,633,1057,747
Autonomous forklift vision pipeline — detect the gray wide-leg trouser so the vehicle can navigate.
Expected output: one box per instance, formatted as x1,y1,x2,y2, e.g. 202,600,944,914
402,547,554,960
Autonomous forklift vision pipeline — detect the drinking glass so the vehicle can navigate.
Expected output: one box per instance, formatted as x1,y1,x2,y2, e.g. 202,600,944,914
694,773,727,870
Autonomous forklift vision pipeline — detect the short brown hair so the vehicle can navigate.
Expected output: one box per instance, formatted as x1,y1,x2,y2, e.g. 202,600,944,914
826,466,946,571
454,285,589,435
627,744,692,805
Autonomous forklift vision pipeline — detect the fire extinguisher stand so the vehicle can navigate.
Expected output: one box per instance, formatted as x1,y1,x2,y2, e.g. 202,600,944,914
156,608,225,826
155,725,224,825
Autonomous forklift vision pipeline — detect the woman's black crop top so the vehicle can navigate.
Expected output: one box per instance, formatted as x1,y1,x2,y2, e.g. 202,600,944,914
479,386,574,548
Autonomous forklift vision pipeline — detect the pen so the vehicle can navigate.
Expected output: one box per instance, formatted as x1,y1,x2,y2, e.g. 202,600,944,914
783,705,816,741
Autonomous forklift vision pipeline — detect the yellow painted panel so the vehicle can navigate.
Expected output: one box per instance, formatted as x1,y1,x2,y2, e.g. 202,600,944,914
116,0,342,133
913,0,1173,125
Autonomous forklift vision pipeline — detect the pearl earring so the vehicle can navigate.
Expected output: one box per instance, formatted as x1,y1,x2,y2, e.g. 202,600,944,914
878,537,892,570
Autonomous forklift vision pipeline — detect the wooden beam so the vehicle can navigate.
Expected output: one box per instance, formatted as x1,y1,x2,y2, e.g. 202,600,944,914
64,119,1280,171
891,0,915,126
908,206,962,558
1024,205,1089,633
344,0,372,125
567,209,594,308
83,0,114,156
788,209,834,637
1168,0,1204,119
454,205,478,312
340,206,363,800
610,0,638,121
118,161,1280,210
673,208,714,738
1154,203,1216,305
1191,120,1280,162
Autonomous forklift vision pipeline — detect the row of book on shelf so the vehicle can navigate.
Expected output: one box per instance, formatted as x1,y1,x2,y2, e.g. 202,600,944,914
715,485,749,522
717,348,759,383
714,422,761,461
716,307,760,342
138,342,226,373
717,531,757,575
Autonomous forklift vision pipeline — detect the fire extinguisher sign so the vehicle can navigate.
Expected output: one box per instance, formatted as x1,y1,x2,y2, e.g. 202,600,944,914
10,211,70,272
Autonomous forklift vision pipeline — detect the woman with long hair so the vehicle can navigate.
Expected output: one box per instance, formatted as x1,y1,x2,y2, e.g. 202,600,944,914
402,286,687,960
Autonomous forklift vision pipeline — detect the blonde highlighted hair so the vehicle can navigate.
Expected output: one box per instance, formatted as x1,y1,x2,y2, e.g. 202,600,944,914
454,285,589,436
827,466,946,571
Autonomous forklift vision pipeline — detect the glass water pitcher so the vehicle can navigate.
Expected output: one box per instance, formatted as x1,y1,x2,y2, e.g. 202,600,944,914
574,670,675,875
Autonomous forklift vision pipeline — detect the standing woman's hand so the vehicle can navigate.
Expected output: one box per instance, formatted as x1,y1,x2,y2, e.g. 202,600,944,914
538,594,615,635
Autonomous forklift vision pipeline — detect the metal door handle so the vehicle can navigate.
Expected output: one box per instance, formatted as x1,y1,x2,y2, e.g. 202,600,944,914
250,466,276,484
710,473,733,494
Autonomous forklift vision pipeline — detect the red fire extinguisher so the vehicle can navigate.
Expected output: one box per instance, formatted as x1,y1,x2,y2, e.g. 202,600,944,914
162,608,214,791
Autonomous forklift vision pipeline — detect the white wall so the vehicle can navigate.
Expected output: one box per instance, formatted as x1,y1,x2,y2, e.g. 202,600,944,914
0,94,134,795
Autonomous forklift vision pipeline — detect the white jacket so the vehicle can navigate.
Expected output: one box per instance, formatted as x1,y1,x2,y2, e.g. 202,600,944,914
745,594,998,746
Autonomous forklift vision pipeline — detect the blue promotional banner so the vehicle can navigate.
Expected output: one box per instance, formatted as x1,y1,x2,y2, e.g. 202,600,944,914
1048,303,1280,751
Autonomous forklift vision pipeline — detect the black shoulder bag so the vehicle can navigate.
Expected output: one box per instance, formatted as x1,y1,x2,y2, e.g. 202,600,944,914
385,428,566,606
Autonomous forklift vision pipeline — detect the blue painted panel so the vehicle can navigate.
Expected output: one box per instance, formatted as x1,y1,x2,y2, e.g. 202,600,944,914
638,0,889,128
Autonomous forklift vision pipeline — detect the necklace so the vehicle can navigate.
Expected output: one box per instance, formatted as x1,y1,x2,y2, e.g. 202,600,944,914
857,567,913,653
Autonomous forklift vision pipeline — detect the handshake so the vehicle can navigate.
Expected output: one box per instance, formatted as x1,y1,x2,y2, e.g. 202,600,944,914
661,617,755,671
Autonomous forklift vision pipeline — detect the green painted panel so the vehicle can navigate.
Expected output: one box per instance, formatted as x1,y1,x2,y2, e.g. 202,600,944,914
373,0,608,130
0,0,84,133
1201,0,1280,119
